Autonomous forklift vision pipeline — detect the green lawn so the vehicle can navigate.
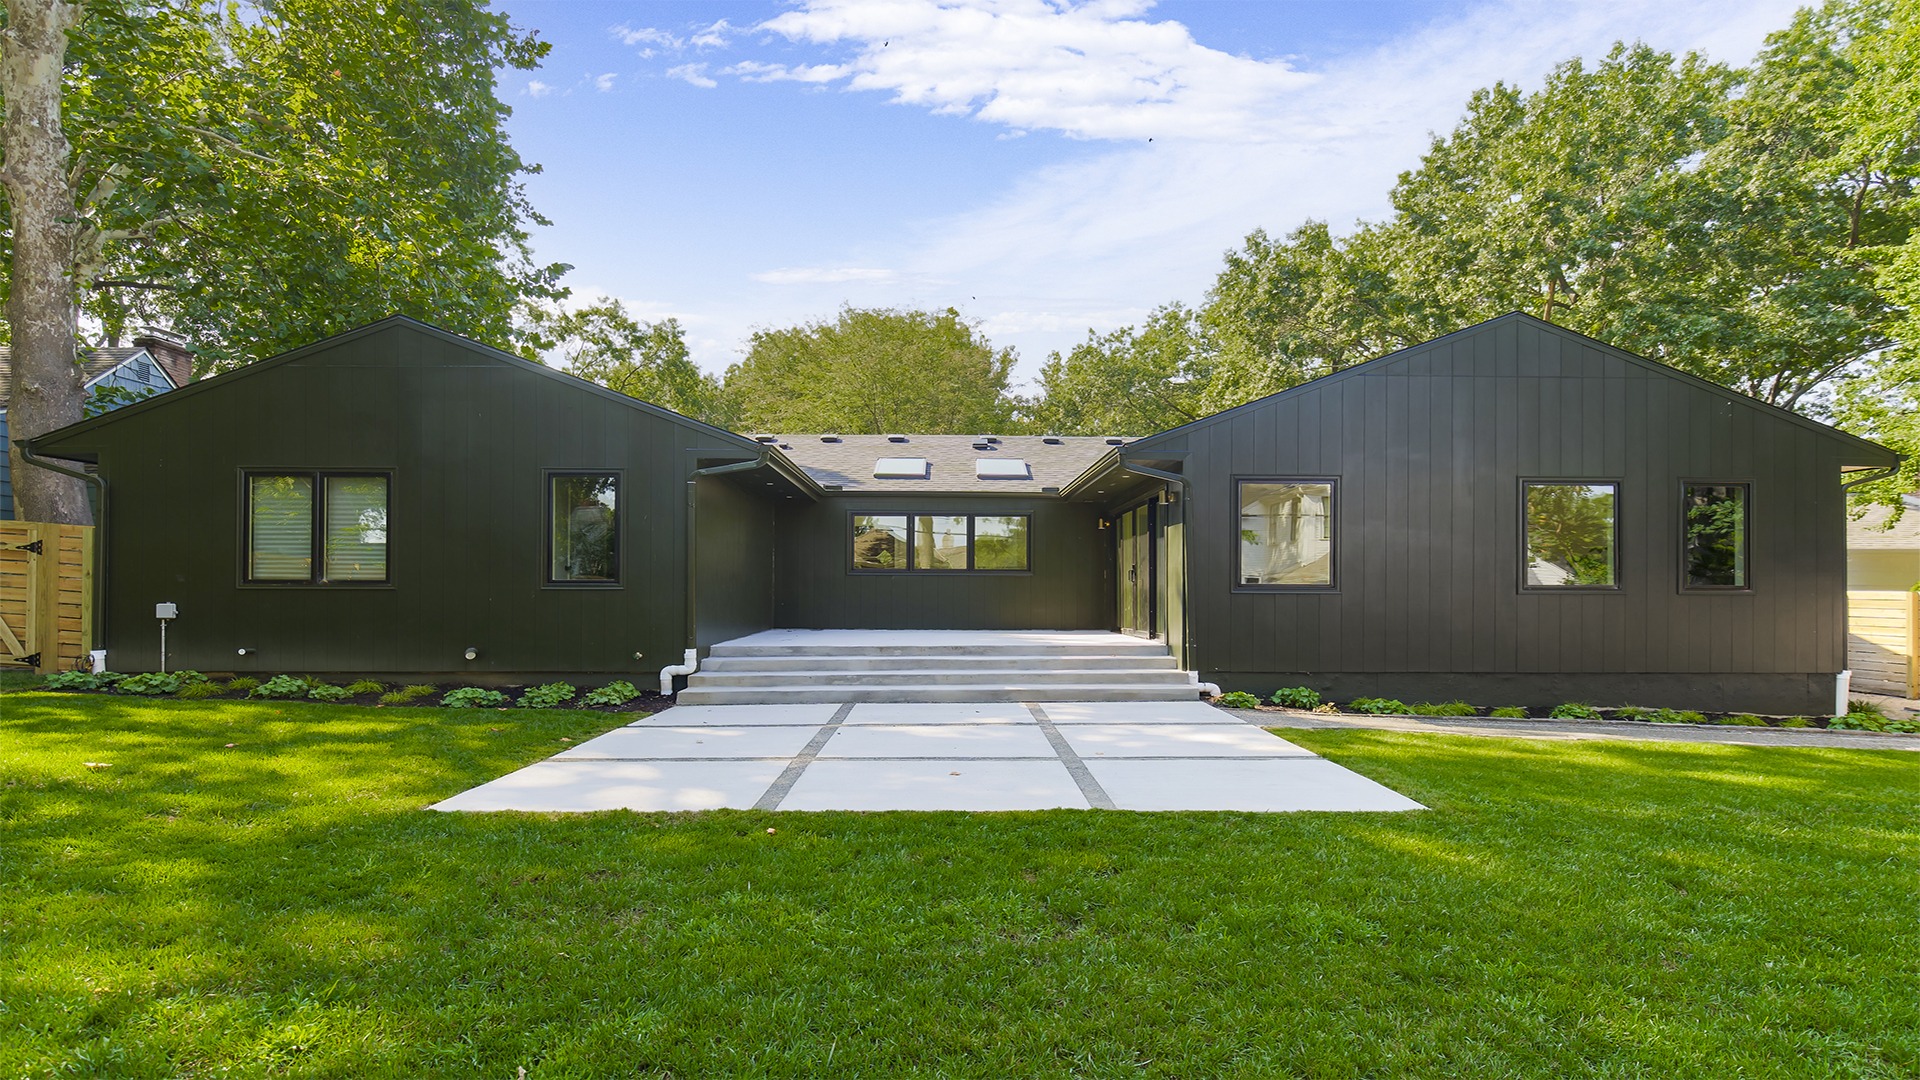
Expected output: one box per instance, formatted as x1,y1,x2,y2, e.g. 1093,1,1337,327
2,692,1916,1078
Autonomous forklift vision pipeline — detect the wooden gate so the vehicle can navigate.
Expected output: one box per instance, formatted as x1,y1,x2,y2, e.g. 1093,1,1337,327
0,521,94,674
1847,589,1920,700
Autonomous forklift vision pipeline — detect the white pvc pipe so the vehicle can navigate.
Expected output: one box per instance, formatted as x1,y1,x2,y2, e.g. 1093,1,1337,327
1188,672,1221,697
1835,669,1852,718
659,648,699,697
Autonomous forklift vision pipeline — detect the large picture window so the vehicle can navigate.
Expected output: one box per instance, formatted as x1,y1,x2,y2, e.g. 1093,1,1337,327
1682,483,1749,589
851,513,1029,572
1523,481,1618,588
1238,480,1334,588
550,473,620,583
245,472,388,584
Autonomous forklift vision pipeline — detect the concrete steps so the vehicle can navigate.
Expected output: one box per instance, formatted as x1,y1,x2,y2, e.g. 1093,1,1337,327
678,633,1200,705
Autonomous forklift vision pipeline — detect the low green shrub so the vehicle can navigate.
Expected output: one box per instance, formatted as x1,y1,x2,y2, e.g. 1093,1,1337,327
307,683,351,702
1214,691,1261,709
1489,706,1528,719
1827,711,1903,732
117,671,207,696
1720,714,1769,726
580,680,641,707
1616,707,1708,724
250,674,313,700
43,670,123,691
1407,701,1476,717
225,676,260,693
1846,699,1887,719
441,686,509,709
1269,686,1320,709
344,679,385,696
377,683,439,706
1548,702,1602,720
1886,717,1920,734
517,682,577,709
1347,697,1407,715
1778,716,1811,727
175,682,224,700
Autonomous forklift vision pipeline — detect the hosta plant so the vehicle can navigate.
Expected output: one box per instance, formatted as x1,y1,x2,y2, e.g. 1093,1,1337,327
1214,691,1261,709
517,682,577,709
580,680,640,707
1269,686,1320,709
441,687,510,709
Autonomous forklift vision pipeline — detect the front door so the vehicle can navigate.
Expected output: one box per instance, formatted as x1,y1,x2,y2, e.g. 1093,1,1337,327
1116,502,1155,637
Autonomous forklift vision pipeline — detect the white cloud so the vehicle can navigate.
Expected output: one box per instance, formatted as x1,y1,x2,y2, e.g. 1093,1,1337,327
690,19,736,49
666,63,719,89
746,0,1317,142
593,72,618,92
611,24,681,53
752,267,901,285
526,79,552,98
724,60,852,84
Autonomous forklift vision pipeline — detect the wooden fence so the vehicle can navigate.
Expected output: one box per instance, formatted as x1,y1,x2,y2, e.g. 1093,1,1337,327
0,521,94,675
1847,589,1920,700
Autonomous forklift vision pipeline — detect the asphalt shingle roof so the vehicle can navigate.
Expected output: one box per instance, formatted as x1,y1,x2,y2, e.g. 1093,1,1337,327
0,346,150,401
760,433,1129,493
1849,500,1920,550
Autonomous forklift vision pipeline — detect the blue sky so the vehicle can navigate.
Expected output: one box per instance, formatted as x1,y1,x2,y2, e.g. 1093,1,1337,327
497,0,1803,387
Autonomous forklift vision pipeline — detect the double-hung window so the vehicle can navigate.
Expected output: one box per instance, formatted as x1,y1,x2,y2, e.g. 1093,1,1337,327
851,513,1029,571
245,472,389,584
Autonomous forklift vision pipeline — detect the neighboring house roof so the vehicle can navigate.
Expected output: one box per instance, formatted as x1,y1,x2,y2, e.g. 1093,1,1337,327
1849,499,1920,550
763,433,1129,493
0,345,176,409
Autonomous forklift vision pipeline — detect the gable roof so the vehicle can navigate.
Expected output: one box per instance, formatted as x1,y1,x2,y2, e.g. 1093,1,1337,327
1117,312,1900,469
20,314,778,460
0,345,174,407
763,433,1128,493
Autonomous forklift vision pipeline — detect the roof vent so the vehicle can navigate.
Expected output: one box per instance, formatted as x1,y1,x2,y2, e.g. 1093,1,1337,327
1042,436,1063,445
1104,438,1124,445
971,441,994,451
820,435,842,443
754,434,778,443
874,457,930,479
886,434,909,443
1041,485,1060,494
976,458,1031,480
985,436,1001,444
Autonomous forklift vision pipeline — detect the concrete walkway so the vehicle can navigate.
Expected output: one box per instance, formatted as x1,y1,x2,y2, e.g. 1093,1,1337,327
1242,708,1920,751
432,701,1423,813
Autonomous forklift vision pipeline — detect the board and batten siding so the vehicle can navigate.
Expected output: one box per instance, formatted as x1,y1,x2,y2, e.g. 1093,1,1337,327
773,495,1110,630
31,320,764,678
1131,315,1874,713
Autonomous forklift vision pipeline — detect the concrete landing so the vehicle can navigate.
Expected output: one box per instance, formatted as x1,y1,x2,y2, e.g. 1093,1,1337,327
431,700,1424,813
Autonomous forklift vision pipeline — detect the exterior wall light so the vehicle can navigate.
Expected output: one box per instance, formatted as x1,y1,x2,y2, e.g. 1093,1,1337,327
463,647,478,661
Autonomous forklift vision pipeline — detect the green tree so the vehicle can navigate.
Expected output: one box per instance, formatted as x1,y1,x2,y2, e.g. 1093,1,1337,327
2,0,563,523
722,307,1017,434
532,300,729,426
1022,304,1210,435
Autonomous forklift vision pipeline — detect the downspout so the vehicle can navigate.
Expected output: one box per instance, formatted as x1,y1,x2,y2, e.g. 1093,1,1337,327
1115,456,1218,695
13,443,108,662
662,451,768,696
1835,464,1901,715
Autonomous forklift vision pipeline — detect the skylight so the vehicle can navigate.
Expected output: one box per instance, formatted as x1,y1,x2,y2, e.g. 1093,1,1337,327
874,457,930,479
976,458,1031,480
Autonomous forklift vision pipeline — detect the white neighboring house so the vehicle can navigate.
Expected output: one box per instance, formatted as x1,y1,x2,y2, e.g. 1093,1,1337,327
1848,495,1920,591
0,336,192,520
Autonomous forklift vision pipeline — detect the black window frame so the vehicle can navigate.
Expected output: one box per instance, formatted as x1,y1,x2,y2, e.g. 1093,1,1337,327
545,469,624,588
1679,480,1753,593
239,469,393,587
1232,476,1339,593
1519,478,1623,593
847,512,1031,574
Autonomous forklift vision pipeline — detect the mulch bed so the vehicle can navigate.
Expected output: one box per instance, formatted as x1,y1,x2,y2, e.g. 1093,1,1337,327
43,680,677,716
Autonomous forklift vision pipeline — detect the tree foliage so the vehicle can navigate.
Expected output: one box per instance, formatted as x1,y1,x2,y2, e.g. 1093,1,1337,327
1023,304,1210,435
723,307,1017,434
530,300,729,427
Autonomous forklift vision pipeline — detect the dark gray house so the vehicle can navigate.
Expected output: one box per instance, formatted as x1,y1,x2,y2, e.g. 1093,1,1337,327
19,313,1897,714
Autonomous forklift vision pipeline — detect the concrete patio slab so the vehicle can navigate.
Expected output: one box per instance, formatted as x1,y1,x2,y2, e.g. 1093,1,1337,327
780,758,1088,811
1041,701,1243,725
431,760,788,812
821,723,1058,759
843,702,1034,725
1058,723,1318,758
1086,759,1425,812
630,704,840,727
555,725,818,760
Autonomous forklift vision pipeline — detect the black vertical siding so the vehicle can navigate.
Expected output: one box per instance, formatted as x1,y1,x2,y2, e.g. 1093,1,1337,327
46,321,767,677
1129,315,1876,711
694,473,775,649
774,496,1110,630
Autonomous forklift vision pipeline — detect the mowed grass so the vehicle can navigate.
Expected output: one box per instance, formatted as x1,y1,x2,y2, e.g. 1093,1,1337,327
1,693,1916,1078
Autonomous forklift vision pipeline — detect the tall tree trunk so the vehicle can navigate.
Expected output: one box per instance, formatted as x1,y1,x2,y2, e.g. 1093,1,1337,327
1,0,90,525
